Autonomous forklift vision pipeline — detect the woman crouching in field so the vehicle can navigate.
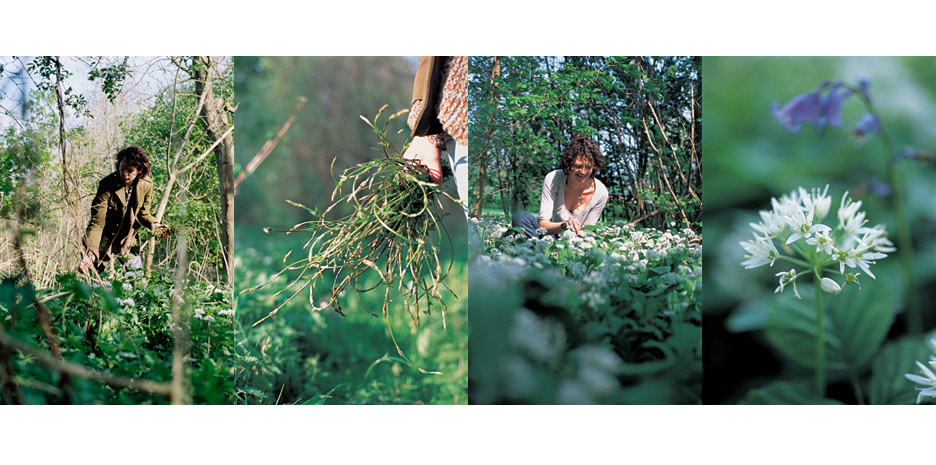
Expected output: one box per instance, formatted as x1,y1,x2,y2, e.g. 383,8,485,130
78,146,168,274
512,136,609,238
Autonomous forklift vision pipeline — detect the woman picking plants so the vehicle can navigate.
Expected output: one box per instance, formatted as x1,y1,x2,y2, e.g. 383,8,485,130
511,136,609,238
78,146,168,274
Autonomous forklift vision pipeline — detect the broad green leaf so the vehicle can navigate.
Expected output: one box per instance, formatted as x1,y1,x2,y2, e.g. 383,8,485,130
765,281,895,371
742,381,844,405
868,337,933,405
725,293,771,333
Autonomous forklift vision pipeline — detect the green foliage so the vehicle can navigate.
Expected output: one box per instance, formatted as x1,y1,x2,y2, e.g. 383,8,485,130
24,56,89,118
234,105,468,404
741,381,844,405
765,283,896,371
234,229,467,405
0,126,52,219
635,186,696,220
868,337,934,405
0,265,233,404
233,56,415,227
86,57,132,104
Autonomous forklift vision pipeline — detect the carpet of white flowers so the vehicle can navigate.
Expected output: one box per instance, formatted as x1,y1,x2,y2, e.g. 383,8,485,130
469,212,703,404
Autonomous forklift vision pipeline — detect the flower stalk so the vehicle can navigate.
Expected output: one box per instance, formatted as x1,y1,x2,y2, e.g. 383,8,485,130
850,88,921,335
814,268,825,397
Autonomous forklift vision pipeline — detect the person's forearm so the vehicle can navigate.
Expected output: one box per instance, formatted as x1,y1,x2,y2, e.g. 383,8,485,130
539,219,565,235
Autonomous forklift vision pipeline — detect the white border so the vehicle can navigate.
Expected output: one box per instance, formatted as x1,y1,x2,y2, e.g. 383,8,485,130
6,1,933,55
2,405,933,462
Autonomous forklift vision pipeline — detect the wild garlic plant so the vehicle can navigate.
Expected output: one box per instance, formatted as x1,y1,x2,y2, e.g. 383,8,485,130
741,185,894,396
772,76,925,335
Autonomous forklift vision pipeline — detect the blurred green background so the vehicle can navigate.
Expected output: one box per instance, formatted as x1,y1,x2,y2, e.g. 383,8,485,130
703,57,936,404
232,57,467,404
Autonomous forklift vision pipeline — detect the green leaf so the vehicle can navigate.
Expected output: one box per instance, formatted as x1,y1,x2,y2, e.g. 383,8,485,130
868,337,933,405
825,282,895,368
765,281,895,371
742,381,844,405
581,321,611,341
649,265,671,276
725,293,771,333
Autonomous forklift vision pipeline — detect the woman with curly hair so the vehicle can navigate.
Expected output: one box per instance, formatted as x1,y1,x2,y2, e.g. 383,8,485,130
78,146,168,273
511,136,609,238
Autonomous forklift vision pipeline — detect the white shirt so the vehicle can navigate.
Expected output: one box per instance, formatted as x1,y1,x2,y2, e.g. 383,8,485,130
539,170,608,226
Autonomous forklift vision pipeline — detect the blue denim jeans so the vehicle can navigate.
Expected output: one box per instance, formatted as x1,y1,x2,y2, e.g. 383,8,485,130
511,210,540,239
444,136,468,220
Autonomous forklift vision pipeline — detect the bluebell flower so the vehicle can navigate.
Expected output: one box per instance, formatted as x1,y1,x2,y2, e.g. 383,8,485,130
820,84,853,127
770,91,823,133
856,176,892,197
853,113,880,143
771,81,852,133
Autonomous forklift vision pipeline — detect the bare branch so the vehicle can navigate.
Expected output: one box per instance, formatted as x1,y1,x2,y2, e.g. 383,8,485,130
234,96,307,194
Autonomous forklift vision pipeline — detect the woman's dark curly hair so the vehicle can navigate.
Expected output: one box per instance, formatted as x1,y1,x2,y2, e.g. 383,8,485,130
559,135,604,177
115,146,151,179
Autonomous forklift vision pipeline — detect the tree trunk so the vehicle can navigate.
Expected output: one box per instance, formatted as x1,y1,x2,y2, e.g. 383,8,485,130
193,56,234,283
472,57,500,219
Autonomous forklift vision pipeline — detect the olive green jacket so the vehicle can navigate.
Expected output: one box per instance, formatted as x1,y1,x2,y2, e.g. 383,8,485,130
410,56,447,137
84,172,158,260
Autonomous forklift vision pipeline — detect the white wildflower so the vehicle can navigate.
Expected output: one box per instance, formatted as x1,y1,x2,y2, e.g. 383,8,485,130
799,185,831,221
806,229,835,255
775,269,801,299
740,233,779,269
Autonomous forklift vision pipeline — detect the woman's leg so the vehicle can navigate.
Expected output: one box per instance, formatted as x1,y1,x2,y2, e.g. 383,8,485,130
511,210,540,239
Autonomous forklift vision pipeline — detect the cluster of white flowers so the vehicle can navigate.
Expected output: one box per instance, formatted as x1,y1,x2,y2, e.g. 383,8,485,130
194,307,216,323
474,214,702,309
557,346,624,404
741,185,893,296
510,307,566,366
905,337,936,404
472,213,701,404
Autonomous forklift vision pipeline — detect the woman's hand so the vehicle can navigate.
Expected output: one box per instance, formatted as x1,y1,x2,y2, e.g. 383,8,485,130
402,136,442,185
152,223,170,238
77,251,96,274
538,218,583,235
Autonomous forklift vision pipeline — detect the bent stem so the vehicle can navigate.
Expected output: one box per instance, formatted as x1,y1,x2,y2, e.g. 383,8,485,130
855,95,920,335
814,269,826,398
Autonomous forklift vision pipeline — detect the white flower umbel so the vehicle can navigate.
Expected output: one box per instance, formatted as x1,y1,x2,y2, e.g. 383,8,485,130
740,185,892,296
